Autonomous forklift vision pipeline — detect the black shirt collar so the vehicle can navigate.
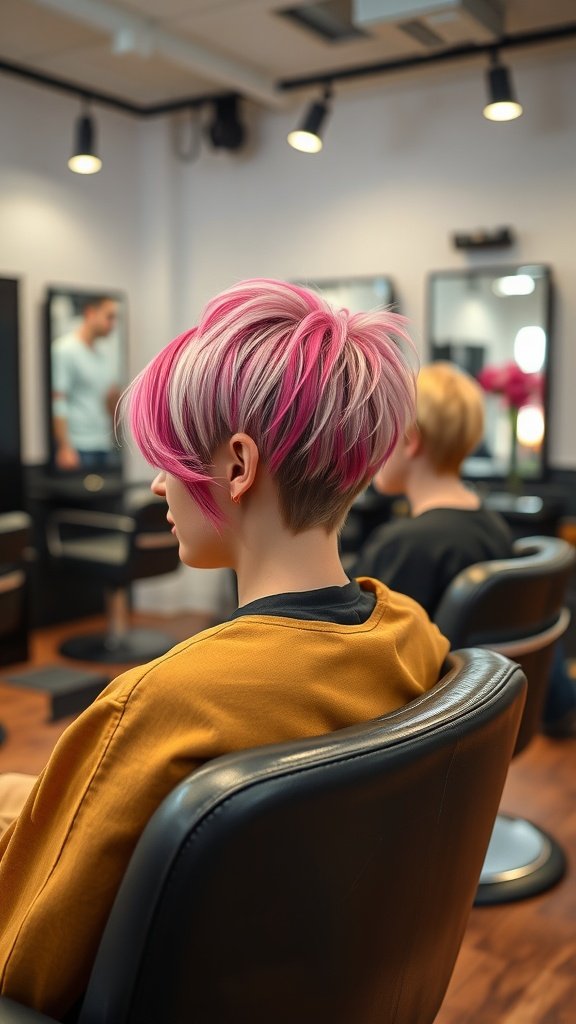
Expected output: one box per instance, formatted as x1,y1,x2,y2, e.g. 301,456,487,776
228,578,376,626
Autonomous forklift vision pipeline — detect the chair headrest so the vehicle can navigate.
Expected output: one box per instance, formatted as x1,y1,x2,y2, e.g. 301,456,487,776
434,535,575,648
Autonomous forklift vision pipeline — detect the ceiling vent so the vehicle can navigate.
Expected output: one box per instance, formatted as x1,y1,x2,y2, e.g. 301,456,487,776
280,1,368,43
352,0,504,47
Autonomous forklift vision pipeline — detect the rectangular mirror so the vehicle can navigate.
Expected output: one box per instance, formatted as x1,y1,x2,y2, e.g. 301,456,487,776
297,275,396,313
0,277,23,511
428,265,552,482
45,287,127,475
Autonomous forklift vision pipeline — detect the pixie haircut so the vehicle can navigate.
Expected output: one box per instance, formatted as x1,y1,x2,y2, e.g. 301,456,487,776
416,362,484,473
125,279,417,532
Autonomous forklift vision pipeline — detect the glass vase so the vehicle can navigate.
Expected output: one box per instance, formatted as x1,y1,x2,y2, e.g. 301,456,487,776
507,406,523,496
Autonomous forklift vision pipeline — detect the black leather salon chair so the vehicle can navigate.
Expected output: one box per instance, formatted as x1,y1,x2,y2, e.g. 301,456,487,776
0,649,525,1024
0,511,32,744
46,489,180,663
434,535,576,905
0,511,31,648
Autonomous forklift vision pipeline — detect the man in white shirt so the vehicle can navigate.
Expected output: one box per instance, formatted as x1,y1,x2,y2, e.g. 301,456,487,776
52,295,121,470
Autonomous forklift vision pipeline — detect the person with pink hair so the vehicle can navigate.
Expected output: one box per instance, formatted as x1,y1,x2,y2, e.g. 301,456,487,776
0,279,448,1018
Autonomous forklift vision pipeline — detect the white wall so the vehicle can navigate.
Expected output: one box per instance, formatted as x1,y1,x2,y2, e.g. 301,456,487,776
1,48,575,614
3,52,575,471
169,48,576,469
0,75,143,464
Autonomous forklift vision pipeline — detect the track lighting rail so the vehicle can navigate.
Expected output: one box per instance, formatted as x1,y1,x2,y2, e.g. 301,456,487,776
0,56,233,117
0,20,575,116
278,20,576,92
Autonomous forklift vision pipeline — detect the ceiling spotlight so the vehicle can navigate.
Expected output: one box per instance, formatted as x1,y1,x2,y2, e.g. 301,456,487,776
68,100,102,174
207,96,246,151
483,53,523,122
288,86,332,154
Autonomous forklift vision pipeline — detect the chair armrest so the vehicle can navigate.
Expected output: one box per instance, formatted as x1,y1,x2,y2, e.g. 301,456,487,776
46,510,135,557
0,570,25,594
0,998,58,1024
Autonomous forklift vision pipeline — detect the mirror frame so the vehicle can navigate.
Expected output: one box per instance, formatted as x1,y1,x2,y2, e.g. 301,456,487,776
43,285,128,478
426,264,553,483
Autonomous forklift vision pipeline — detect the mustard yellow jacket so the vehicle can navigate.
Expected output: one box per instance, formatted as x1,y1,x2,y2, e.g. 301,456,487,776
0,578,448,1017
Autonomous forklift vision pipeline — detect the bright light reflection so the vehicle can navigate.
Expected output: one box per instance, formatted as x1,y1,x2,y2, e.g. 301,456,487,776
287,130,322,153
517,406,545,448
483,100,523,121
514,325,546,373
68,154,102,175
492,274,535,297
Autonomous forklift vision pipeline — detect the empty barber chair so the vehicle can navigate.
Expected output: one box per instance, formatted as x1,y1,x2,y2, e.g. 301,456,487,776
47,489,180,664
0,649,525,1024
434,535,576,905
0,511,32,745
0,511,31,656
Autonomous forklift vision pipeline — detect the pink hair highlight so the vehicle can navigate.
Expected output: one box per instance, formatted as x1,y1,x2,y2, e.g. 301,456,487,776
124,278,417,529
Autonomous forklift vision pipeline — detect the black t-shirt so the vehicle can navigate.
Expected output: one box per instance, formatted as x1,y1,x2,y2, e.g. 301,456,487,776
352,507,514,619
229,579,376,625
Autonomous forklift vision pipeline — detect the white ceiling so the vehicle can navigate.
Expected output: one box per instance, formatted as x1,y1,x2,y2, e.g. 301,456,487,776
0,0,575,109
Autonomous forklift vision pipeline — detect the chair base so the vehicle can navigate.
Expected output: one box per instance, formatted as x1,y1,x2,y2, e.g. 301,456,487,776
475,812,566,905
60,628,176,664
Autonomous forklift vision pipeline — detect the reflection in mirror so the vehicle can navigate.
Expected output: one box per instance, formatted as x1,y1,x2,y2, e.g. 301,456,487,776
297,276,396,313
46,288,127,475
428,265,551,482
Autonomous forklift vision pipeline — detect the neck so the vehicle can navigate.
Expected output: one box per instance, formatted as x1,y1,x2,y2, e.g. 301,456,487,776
77,324,96,346
405,462,480,518
235,523,348,607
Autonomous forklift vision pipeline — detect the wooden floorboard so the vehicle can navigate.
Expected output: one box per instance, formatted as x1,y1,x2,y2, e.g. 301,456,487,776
0,611,213,774
0,614,575,1022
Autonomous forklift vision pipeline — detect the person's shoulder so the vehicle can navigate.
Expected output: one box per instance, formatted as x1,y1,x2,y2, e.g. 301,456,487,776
98,620,243,701
52,332,79,353
377,579,431,621
375,513,450,553
438,505,513,550
410,508,465,528
364,515,419,548
361,575,432,626
373,511,459,539
352,514,429,584
402,507,486,541
366,577,450,657
479,505,513,532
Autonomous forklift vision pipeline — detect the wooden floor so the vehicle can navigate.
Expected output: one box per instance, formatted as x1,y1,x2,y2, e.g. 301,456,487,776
1,613,575,1022
0,611,214,774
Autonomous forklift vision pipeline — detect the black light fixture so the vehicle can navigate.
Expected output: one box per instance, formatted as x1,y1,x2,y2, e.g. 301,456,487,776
287,85,332,154
483,52,523,122
68,98,102,174
207,95,246,151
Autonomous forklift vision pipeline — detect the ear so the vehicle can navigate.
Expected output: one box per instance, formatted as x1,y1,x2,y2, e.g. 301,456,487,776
404,424,423,459
226,433,260,502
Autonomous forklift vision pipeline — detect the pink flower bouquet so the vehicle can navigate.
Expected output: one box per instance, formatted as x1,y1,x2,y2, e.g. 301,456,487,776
477,362,542,409
476,362,544,492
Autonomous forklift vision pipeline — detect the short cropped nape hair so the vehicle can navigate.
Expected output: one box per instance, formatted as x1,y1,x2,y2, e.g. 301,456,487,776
416,362,484,473
124,279,418,532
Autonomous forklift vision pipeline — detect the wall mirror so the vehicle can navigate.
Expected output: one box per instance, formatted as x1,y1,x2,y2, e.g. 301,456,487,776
427,265,552,481
298,275,396,313
45,287,127,475
0,277,23,511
